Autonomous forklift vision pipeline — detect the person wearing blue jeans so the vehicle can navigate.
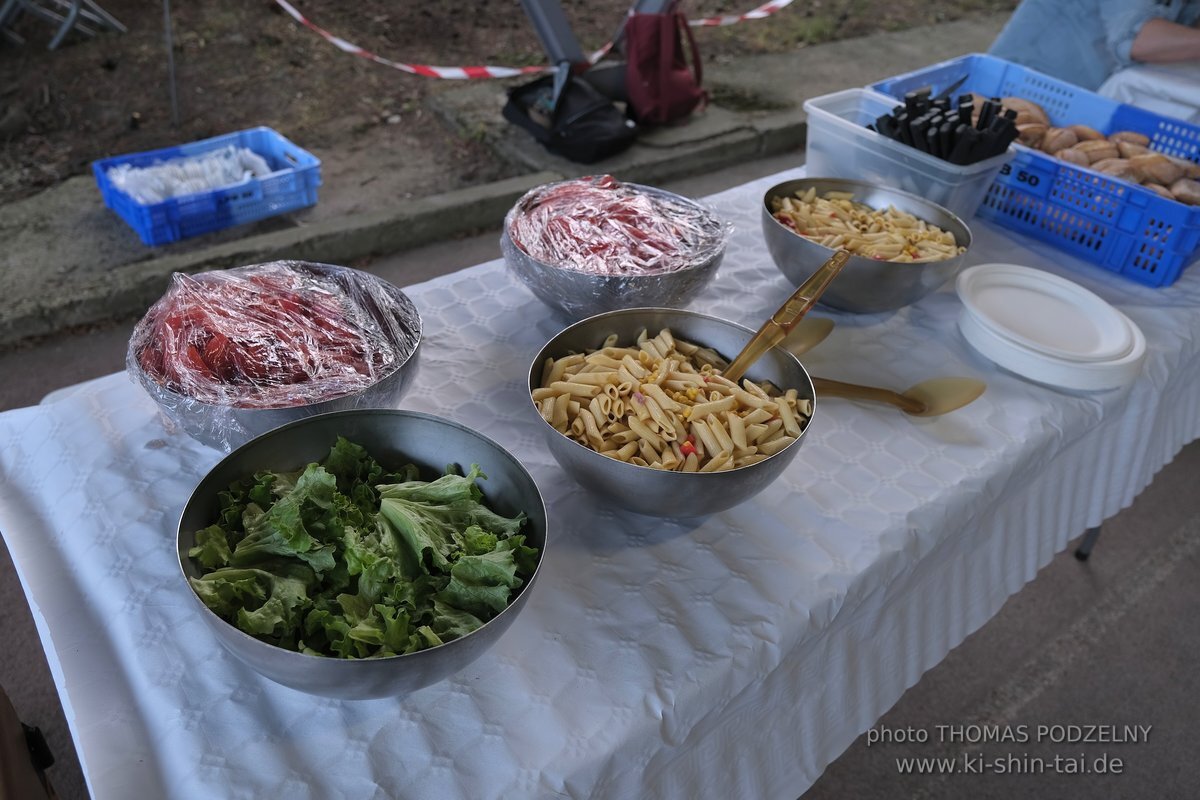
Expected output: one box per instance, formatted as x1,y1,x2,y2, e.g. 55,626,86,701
989,0,1200,121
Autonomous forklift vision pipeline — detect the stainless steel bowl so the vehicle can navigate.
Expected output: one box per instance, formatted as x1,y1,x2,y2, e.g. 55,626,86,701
528,308,815,517
132,261,423,452
177,409,547,699
502,181,727,321
762,177,973,314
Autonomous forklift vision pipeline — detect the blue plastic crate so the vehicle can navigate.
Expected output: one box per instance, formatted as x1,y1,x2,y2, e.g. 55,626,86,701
872,54,1200,287
92,127,322,246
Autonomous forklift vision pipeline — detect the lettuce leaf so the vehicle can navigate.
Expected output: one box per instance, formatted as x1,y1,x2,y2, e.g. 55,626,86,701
187,438,538,659
229,464,339,576
189,524,232,569
437,549,523,618
188,560,316,643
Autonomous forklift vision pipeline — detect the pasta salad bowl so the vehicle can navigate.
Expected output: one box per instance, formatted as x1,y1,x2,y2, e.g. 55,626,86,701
528,308,816,518
762,177,973,314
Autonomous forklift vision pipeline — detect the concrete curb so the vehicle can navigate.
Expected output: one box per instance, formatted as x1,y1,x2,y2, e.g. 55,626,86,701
0,171,564,347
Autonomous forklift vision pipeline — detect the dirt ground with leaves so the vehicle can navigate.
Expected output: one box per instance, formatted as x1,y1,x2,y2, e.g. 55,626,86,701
0,0,1017,205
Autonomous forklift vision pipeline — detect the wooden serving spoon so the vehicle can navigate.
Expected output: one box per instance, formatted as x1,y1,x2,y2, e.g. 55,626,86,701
811,376,986,417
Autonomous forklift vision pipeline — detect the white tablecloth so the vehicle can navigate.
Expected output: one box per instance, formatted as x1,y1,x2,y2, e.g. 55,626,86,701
3,169,1200,800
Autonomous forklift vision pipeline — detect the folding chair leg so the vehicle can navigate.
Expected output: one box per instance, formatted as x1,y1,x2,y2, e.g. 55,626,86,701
0,0,24,44
1074,525,1102,561
82,0,125,32
48,0,81,49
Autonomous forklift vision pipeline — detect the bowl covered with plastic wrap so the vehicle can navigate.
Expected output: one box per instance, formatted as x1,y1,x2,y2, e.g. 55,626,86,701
128,260,422,451
501,175,731,320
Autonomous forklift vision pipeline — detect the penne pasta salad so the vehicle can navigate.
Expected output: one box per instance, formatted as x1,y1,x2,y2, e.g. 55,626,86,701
771,188,965,263
533,328,810,473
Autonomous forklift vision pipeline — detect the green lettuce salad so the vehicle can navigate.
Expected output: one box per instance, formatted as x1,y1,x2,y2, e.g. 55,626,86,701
187,437,538,659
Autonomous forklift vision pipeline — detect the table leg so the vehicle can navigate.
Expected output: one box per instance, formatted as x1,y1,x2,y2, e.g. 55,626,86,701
1074,525,1102,561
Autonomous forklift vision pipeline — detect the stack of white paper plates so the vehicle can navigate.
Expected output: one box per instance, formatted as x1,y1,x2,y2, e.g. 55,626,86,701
956,264,1146,392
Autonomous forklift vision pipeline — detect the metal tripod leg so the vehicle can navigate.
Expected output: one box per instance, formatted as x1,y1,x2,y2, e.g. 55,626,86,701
519,0,585,105
1074,525,1102,561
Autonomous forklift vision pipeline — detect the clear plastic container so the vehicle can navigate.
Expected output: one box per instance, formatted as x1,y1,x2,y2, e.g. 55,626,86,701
803,88,1014,220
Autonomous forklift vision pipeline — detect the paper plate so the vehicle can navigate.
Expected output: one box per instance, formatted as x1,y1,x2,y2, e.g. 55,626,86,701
956,264,1134,363
957,306,1146,392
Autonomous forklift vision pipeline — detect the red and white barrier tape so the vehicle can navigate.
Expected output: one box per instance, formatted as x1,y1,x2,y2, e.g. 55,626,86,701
274,0,545,79
274,0,795,79
689,0,795,27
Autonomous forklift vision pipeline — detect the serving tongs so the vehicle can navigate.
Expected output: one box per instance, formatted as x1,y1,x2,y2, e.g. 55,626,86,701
718,250,985,417
723,250,851,383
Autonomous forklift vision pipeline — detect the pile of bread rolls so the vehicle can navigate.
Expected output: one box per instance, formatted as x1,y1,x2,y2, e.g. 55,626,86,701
968,94,1200,206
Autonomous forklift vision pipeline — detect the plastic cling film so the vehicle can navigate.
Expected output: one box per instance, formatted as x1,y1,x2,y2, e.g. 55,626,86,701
505,175,731,277
127,261,422,449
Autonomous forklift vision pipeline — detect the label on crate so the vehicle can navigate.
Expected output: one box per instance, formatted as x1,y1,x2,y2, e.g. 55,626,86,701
997,155,1056,200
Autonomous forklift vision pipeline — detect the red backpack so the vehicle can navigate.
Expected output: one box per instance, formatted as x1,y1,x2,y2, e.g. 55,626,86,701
623,1,708,125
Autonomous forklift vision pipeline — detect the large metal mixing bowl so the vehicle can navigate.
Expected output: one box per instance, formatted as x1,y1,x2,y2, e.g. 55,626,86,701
527,308,815,518
762,177,973,314
177,409,547,699
131,261,423,452
502,181,726,321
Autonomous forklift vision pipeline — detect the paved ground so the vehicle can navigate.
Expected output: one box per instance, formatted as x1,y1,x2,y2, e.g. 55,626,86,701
2,10,1200,800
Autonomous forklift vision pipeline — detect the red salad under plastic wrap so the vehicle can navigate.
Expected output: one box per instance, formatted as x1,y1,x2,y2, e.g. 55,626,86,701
506,174,729,276
130,261,417,409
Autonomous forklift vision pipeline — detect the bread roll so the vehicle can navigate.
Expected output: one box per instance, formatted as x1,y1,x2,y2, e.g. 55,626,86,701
1169,178,1200,205
1017,122,1047,148
1057,148,1091,167
1109,131,1150,146
1130,154,1184,185
1092,158,1137,180
1040,127,1079,154
1001,96,1049,126
1075,139,1120,163
1069,124,1105,142
1117,141,1150,159
1163,154,1200,180
1142,182,1174,200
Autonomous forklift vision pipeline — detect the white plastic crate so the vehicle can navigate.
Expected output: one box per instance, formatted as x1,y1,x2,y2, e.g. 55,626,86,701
803,88,1014,220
